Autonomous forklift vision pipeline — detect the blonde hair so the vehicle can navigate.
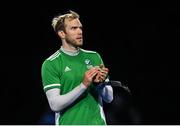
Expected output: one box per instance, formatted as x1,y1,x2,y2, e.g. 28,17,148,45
52,10,79,33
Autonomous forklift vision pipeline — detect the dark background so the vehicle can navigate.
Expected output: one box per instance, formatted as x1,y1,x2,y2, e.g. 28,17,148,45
1,0,180,125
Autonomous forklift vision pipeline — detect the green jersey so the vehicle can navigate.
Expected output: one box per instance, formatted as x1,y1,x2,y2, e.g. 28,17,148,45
41,48,106,125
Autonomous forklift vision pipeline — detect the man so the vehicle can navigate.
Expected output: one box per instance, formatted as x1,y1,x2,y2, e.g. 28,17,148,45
41,10,113,125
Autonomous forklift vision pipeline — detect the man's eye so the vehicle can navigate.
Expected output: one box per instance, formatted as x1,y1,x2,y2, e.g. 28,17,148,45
72,27,77,29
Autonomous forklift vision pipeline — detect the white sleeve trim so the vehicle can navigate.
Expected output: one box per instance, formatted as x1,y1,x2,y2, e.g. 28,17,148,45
43,84,61,90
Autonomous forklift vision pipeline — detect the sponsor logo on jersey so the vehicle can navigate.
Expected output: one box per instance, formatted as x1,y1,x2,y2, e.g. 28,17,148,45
87,65,93,69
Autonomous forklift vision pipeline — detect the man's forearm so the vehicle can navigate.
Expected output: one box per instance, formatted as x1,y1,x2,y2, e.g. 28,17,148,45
45,83,87,112
100,85,113,103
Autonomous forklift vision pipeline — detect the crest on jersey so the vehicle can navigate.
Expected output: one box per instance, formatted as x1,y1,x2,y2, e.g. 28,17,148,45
85,59,91,64
85,59,93,69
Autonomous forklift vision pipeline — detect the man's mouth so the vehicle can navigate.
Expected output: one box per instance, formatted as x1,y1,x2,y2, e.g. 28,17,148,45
77,37,82,40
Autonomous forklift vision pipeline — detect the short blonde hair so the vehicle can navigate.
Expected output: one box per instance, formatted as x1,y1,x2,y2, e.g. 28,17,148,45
52,10,79,33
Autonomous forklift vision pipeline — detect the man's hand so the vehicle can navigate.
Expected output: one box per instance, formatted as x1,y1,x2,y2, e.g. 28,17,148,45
82,67,99,87
93,64,109,83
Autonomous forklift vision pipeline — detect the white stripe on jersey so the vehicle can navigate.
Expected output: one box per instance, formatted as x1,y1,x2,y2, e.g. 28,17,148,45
47,50,61,61
44,84,61,90
50,53,61,61
80,49,97,53
55,112,60,126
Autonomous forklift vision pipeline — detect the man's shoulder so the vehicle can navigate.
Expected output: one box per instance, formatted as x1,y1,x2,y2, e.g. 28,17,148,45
80,48,98,54
46,50,61,61
42,50,61,66
42,50,62,69
80,48,102,59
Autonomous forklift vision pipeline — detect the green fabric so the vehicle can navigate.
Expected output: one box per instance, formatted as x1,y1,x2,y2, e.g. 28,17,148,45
41,48,106,125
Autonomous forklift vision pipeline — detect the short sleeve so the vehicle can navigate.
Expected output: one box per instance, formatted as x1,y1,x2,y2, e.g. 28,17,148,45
96,52,104,66
41,60,61,92
96,52,110,80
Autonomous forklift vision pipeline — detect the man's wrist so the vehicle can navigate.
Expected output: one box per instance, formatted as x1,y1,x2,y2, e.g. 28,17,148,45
80,82,88,89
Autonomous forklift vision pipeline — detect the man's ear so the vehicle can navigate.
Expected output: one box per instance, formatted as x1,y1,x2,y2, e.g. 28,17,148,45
58,31,65,39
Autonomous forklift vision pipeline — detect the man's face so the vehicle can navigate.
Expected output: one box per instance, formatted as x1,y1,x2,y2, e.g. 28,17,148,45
64,18,83,47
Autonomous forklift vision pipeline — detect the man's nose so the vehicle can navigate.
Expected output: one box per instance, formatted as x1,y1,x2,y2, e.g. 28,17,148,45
78,28,82,34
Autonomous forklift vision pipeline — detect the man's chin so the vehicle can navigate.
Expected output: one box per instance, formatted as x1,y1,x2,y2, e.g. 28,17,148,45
76,41,83,47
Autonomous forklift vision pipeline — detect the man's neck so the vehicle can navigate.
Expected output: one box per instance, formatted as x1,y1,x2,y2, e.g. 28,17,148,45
62,44,78,52
60,46,80,56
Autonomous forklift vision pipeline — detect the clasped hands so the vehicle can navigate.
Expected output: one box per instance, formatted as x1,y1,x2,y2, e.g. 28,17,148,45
83,64,109,87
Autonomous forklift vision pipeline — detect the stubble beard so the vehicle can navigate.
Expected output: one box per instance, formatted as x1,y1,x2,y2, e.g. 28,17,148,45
66,38,83,48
